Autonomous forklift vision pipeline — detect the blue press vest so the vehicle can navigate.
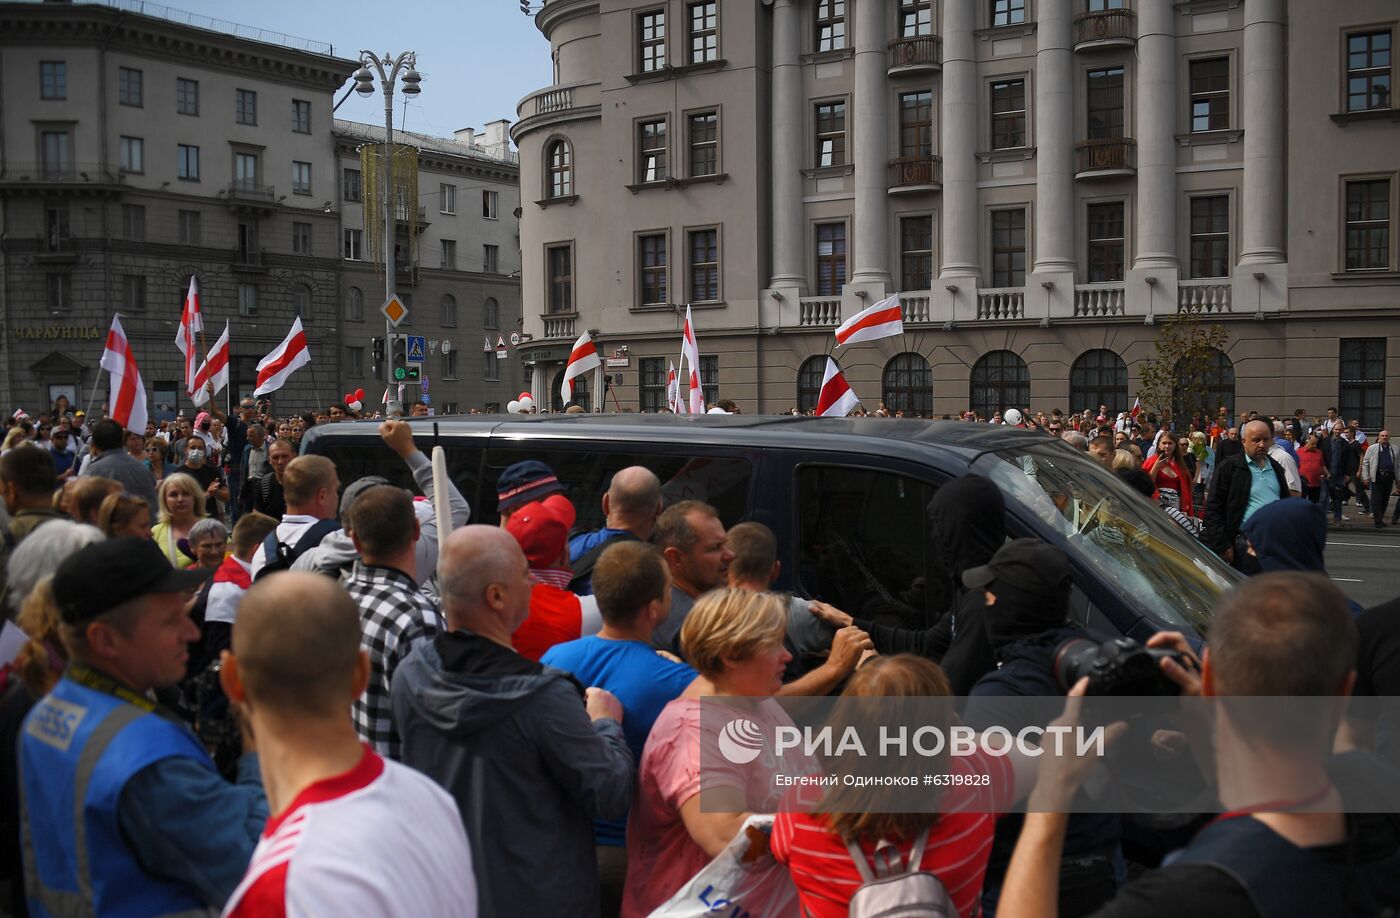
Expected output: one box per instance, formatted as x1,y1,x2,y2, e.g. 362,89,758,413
19,675,216,918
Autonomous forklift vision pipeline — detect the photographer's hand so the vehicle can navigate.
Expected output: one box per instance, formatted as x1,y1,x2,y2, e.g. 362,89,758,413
1028,679,1128,813
1146,631,1202,697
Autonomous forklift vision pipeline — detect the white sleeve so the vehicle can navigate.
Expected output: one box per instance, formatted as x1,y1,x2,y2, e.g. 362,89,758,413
578,594,602,637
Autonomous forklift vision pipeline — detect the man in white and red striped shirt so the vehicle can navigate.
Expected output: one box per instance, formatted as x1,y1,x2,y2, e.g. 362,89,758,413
220,573,476,918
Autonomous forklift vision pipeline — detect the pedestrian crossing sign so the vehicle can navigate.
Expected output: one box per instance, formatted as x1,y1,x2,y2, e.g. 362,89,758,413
406,335,426,363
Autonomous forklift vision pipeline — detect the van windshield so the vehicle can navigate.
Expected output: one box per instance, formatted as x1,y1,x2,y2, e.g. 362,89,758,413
971,443,1238,635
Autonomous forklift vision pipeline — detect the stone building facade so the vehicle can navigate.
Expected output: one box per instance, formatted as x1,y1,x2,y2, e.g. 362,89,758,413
513,0,1400,426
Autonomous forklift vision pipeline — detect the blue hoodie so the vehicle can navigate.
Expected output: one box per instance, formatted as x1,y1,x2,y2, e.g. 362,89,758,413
1242,499,1364,615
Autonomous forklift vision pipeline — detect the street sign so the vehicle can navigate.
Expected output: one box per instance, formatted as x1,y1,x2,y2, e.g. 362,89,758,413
380,294,408,327
406,335,426,363
509,331,522,346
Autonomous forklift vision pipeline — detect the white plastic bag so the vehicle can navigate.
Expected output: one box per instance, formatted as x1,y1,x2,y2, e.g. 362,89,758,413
648,815,800,917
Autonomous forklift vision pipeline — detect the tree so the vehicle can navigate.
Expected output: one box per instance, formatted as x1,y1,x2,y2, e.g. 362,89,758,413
1136,312,1230,423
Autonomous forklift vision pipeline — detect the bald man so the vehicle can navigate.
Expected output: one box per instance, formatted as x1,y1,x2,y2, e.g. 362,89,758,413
1202,418,1289,569
391,526,633,918
221,574,477,916
568,466,663,595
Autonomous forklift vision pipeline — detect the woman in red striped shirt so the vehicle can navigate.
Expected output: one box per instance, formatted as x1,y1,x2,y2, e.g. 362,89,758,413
771,656,1037,918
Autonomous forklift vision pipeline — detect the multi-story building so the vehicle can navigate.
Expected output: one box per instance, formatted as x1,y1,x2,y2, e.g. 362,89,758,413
0,1,356,417
514,0,1400,426
334,119,523,413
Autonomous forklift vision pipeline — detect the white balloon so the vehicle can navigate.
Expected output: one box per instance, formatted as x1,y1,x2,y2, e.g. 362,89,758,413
507,400,521,414
519,395,535,409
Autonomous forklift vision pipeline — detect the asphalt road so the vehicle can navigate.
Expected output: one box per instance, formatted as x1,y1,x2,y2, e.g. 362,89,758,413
1326,517,1400,608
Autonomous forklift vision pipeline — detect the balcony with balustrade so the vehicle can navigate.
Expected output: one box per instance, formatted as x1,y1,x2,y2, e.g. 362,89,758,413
899,293,933,325
513,81,603,138
977,289,1025,321
541,312,578,339
0,162,125,196
798,297,842,328
1075,138,1136,179
1073,283,1126,318
887,35,941,75
888,156,942,195
1074,6,1136,52
1178,280,1232,315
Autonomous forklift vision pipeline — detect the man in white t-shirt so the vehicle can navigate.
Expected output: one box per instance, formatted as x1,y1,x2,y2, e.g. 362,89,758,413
219,572,476,918
250,455,340,577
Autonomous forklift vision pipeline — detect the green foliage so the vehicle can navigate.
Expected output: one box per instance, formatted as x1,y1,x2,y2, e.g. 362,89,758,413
1136,312,1230,421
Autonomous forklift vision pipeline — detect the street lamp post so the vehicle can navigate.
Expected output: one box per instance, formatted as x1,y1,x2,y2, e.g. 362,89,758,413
353,50,421,415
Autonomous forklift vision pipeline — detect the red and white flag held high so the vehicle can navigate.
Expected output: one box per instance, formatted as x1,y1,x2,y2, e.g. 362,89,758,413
254,317,310,397
815,356,860,418
834,293,904,348
175,276,204,397
679,305,704,415
666,361,679,412
561,332,601,406
1130,397,1142,419
101,315,148,434
189,321,230,407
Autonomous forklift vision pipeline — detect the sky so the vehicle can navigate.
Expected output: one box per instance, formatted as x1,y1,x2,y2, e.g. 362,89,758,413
148,0,552,141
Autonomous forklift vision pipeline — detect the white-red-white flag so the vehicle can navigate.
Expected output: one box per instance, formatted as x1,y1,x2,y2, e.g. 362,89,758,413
254,317,310,397
679,305,703,415
561,332,600,406
666,361,679,412
1130,397,1142,419
101,315,148,434
176,276,204,398
189,321,230,407
815,356,860,418
834,293,904,348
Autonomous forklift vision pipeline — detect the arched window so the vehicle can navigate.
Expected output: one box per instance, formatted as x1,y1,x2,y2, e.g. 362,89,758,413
882,352,932,417
1174,348,1235,422
970,350,1029,418
483,296,499,329
440,294,457,328
345,286,363,322
547,139,572,199
1069,349,1128,415
552,366,590,412
293,284,312,320
796,355,826,414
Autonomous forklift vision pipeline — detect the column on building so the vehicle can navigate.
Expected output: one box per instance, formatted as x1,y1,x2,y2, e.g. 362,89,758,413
768,0,805,291
939,0,979,283
849,0,890,288
1033,0,1075,275
1133,0,1177,270
1239,0,1286,264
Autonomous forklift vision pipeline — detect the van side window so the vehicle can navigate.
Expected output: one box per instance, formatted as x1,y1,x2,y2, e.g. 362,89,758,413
482,448,753,530
796,466,938,630
315,441,484,508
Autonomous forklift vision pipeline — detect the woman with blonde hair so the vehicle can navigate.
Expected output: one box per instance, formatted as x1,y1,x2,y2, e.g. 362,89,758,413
151,472,205,569
98,492,152,539
1143,427,1193,515
622,588,820,918
1111,448,1139,472
66,477,123,526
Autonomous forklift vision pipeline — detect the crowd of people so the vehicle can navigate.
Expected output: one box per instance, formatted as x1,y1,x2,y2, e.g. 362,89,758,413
0,396,1395,917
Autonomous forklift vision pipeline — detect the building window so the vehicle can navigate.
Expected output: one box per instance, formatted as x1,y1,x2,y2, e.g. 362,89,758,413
883,353,933,417
698,355,719,407
119,136,144,174
689,2,719,63
900,0,934,37
123,275,147,312
177,78,199,115
346,347,365,378
816,0,846,52
1189,195,1230,278
433,183,453,215
899,91,934,159
1088,0,1127,8
122,204,146,241
991,209,1026,287
40,61,66,100
47,274,71,313
1345,179,1391,271
235,89,257,125
482,189,498,219
446,349,460,379
237,222,258,263
235,152,259,187
344,169,362,202
346,286,364,322
45,204,70,251
291,285,311,320
1190,58,1230,132
815,101,846,167
441,294,458,327
1347,31,1392,112
796,356,826,413
1087,66,1124,139
292,222,312,256
991,79,1027,149
483,244,499,273
441,239,457,270
484,298,500,328
292,161,311,195
900,216,934,290
178,209,201,245
483,349,498,381
1173,349,1234,421
177,144,199,180
971,350,1030,418
547,244,573,313
344,228,363,261
292,99,311,133
689,111,718,177
1340,338,1386,431
40,131,71,177
118,67,143,107
991,0,1026,28
1087,202,1125,282
639,357,667,412
639,9,667,73
638,233,668,306
548,139,573,198
638,119,668,183
1070,349,1128,414
689,228,719,302
815,223,847,296
238,283,258,317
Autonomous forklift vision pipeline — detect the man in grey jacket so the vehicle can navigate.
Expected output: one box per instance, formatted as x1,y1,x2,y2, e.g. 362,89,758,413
80,418,158,513
391,526,632,918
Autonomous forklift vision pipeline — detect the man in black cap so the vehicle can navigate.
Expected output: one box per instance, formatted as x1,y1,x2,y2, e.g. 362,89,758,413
495,459,566,525
18,538,268,915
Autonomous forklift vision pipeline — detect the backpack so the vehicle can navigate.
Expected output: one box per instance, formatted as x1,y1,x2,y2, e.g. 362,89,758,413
844,829,956,918
566,529,639,594
254,518,341,581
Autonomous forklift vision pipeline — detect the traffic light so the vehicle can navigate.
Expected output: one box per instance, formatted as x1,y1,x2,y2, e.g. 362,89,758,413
390,335,409,382
371,337,385,380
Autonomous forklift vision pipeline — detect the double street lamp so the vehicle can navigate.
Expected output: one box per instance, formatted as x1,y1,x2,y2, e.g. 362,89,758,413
353,51,422,413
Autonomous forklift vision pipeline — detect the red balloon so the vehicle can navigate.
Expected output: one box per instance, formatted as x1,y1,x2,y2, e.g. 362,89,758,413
519,391,532,402
354,388,366,401
343,393,353,404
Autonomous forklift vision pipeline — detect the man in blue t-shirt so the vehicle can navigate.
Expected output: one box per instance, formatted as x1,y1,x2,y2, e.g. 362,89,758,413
541,538,699,915
565,466,662,595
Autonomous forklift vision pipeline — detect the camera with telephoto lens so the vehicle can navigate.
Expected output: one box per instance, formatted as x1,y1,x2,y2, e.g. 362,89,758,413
1053,636,1189,696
